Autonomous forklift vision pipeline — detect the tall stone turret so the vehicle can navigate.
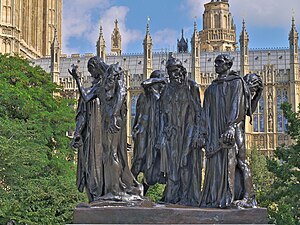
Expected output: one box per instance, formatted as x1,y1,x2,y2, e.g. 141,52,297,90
111,19,122,55
177,29,188,53
239,19,249,76
289,16,300,111
191,20,201,83
143,18,153,79
96,23,106,61
200,0,237,52
50,28,60,85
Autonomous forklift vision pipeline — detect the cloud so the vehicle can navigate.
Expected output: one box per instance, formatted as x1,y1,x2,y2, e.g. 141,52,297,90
62,0,110,54
230,0,300,28
62,1,142,54
182,0,203,19
184,0,300,29
88,6,143,53
152,28,178,52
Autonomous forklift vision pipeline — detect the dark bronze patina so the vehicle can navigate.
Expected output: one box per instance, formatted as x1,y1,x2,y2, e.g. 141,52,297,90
200,54,263,208
69,56,143,203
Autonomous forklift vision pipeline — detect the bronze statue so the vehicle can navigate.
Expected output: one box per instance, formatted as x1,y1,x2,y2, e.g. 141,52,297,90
200,54,262,208
131,70,168,193
160,55,202,206
69,56,143,203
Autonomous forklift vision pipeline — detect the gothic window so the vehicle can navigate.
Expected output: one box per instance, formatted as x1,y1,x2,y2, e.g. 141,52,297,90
214,14,220,28
224,15,228,28
277,89,288,132
131,95,138,131
253,96,264,132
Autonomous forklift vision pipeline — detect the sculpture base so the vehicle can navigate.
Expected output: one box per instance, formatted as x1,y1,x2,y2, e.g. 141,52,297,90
73,202,268,224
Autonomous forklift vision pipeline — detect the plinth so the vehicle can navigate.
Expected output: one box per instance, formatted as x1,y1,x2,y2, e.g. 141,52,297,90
73,202,268,224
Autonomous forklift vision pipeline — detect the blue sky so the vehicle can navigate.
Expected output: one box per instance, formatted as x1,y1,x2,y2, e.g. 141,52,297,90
62,0,300,55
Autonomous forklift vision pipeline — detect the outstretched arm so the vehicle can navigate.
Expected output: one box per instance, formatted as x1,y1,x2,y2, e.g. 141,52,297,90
107,70,127,133
68,65,97,102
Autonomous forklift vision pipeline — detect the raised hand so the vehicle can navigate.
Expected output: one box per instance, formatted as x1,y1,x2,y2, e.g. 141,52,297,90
68,64,79,79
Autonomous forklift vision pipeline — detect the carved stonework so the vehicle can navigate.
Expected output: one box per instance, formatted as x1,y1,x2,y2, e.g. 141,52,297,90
2,28,12,35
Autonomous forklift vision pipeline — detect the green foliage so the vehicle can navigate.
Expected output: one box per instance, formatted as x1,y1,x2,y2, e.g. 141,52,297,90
249,147,273,207
0,54,86,225
264,102,300,225
145,184,165,202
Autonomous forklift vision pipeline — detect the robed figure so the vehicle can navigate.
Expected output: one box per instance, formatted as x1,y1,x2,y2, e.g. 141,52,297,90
70,56,142,203
131,70,168,190
200,54,262,208
159,56,203,206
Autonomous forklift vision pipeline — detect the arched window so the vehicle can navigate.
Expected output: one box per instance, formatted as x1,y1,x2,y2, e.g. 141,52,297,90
214,14,220,28
253,96,264,132
224,15,228,29
277,89,288,132
131,95,139,131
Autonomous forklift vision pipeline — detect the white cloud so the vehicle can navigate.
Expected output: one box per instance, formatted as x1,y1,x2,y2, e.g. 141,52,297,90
230,0,300,28
152,28,178,52
184,0,300,29
62,1,142,54
62,0,110,54
182,0,203,19
88,6,143,53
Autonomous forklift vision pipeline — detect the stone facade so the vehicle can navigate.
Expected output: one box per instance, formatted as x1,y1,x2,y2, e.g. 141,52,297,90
33,0,299,155
0,0,62,59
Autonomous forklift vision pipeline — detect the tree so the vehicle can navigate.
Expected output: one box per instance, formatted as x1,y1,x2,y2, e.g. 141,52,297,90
249,147,273,207
264,103,300,225
0,54,86,224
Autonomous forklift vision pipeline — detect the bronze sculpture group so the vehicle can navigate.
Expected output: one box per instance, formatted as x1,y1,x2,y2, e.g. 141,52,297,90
70,53,263,209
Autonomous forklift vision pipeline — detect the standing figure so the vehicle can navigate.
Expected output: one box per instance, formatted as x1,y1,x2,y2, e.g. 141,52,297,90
131,70,168,193
159,55,202,206
233,73,263,207
200,54,260,208
70,56,142,203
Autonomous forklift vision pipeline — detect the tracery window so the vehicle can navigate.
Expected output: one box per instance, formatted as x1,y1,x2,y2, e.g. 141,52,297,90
253,96,264,132
130,95,138,132
277,89,288,132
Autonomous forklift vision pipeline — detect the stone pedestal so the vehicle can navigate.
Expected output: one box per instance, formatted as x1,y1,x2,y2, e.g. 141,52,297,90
73,203,268,224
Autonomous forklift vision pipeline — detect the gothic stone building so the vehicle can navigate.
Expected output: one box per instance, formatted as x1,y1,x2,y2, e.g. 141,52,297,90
0,0,62,59
33,0,299,155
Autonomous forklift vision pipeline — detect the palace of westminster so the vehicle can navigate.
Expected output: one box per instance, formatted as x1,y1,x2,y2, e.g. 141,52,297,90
0,0,299,155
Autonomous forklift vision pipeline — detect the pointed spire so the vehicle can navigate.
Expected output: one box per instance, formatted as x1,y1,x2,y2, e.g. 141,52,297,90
239,19,249,48
194,17,197,32
289,14,298,41
146,16,150,34
111,19,122,55
99,22,103,37
51,27,59,48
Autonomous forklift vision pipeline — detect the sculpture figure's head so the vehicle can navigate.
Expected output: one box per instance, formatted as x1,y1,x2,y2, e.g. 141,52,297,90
243,73,263,96
166,56,186,84
214,54,233,75
87,56,109,79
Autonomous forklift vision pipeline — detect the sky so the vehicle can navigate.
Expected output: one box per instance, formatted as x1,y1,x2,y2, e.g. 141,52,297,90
62,0,300,55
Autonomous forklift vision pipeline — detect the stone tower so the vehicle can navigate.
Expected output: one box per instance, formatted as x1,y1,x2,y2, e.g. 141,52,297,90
289,16,300,111
191,20,201,84
0,0,62,59
177,29,188,53
111,19,122,56
239,19,249,76
143,18,153,79
96,24,106,61
200,0,237,52
50,28,60,85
